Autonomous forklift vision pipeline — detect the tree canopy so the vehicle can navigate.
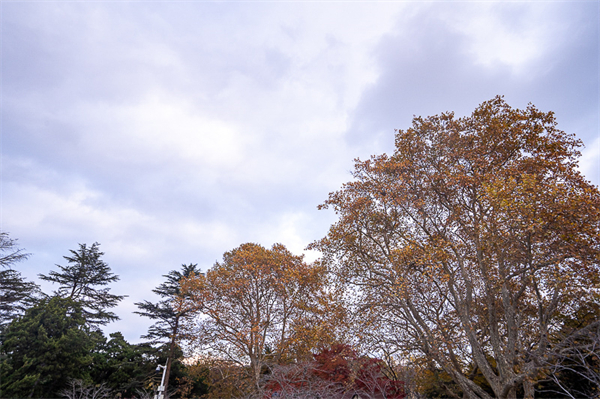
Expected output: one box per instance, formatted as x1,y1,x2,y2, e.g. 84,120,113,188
39,242,125,326
180,242,332,390
2,97,599,399
0,297,95,398
311,96,600,399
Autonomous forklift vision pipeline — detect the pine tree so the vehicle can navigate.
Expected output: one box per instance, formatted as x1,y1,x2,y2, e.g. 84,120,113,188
0,297,95,398
0,232,29,268
0,232,39,328
135,263,202,396
0,269,40,327
39,242,125,326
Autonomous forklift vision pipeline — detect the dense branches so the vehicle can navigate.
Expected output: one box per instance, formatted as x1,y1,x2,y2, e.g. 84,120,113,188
39,243,125,325
0,269,40,327
135,263,203,395
0,232,38,327
180,243,333,390
312,97,600,399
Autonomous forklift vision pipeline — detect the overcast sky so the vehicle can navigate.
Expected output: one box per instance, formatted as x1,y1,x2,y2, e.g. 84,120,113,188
2,1,598,343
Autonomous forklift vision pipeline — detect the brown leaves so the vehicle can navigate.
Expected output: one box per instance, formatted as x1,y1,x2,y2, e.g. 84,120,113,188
179,243,338,389
313,96,600,399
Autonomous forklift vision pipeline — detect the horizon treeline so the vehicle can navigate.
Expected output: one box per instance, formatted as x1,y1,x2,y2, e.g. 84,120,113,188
1,97,599,399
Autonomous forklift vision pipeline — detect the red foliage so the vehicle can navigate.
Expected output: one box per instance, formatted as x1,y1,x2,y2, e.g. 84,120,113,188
312,344,355,384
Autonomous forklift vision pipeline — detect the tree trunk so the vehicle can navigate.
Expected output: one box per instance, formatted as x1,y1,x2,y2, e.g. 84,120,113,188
523,379,535,399
164,316,180,397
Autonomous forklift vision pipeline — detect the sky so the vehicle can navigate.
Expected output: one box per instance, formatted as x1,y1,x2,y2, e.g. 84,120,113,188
1,1,598,343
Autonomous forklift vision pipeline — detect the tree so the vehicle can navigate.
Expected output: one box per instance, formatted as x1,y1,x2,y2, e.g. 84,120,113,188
180,243,330,391
536,301,600,398
0,232,29,268
311,97,600,399
0,269,40,328
135,263,203,396
88,331,161,397
264,344,406,399
0,297,95,398
0,232,39,327
39,242,125,325
60,379,112,399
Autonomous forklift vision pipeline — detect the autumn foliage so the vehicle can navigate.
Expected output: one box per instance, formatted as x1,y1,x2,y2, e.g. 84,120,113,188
179,243,342,392
311,96,600,399
264,344,406,399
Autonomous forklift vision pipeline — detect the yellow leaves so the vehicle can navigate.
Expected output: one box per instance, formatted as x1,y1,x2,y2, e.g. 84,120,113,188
312,96,600,398
179,242,337,384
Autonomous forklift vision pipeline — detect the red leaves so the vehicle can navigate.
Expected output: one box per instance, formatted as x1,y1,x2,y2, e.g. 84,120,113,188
266,344,406,399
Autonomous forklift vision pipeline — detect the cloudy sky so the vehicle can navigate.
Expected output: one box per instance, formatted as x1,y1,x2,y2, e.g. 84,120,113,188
2,1,598,342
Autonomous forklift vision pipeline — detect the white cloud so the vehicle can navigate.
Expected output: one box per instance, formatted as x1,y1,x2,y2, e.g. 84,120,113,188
445,3,569,74
579,136,600,185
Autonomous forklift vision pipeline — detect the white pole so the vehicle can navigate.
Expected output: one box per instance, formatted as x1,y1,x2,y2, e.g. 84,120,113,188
154,362,168,399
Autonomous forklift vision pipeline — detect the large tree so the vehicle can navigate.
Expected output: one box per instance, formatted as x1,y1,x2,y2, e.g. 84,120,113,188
135,263,203,396
0,297,95,398
39,242,124,326
181,243,331,391
311,97,600,399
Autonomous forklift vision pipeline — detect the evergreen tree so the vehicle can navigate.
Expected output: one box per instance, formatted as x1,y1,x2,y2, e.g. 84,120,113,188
0,297,95,398
39,242,125,326
0,269,40,328
89,331,159,397
135,263,202,396
0,232,39,328
0,232,29,268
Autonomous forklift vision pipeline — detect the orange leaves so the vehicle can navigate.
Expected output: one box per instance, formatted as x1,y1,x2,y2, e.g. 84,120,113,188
314,96,600,399
179,243,335,387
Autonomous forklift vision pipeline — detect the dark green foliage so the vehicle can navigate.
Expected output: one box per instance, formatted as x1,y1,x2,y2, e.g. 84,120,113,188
0,268,40,328
135,263,202,395
0,232,39,328
135,263,201,342
0,297,95,398
89,331,159,397
39,242,125,325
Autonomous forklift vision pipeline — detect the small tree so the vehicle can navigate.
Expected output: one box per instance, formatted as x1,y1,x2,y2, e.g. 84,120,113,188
135,263,203,397
181,243,330,391
39,242,125,325
60,379,112,399
264,344,406,399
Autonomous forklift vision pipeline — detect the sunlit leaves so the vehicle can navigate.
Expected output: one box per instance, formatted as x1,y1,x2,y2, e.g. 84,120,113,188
180,243,335,390
313,96,600,399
